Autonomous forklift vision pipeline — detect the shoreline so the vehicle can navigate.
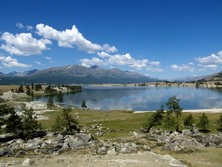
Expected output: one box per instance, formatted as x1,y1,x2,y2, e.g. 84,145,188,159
134,108,222,113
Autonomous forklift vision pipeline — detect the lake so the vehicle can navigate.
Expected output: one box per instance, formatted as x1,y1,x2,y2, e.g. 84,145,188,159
37,86,222,111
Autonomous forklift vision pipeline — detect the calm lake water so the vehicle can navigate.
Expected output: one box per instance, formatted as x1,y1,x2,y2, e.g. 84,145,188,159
37,86,222,111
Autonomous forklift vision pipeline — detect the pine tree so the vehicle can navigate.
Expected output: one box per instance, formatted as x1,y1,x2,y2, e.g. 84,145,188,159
166,96,182,131
18,85,24,93
5,109,22,136
163,112,176,130
217,114,222,131
47,96,54,109
56,91,63,104
62,108,79,134
144,105,164,132
183,114,194,130
198,113,210,131
31,83,34,90
81,100,87,110
21,107,42,139
0,104,14,127
52,115,63,133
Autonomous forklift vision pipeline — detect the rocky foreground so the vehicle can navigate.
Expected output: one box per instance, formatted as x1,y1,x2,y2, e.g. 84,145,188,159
0,131,186,167
1,127,222,167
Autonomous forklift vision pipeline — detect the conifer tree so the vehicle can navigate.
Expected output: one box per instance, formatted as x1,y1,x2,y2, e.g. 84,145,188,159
47,96,54,109
81,100,87,110
166,96,182,131
56,91,63,104
183,114,194,130
198,113,210,131
144,105,164,132
21,107,42,139
217,114,222,131
52,108,79,135
5,109,22,136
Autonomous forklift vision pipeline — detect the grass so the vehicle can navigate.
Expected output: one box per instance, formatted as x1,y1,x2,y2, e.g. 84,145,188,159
0,85,19,93
39,109,151,139
39,109,222,138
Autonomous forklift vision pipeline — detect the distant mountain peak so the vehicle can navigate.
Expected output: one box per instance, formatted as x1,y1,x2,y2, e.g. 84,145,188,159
89,65,99,69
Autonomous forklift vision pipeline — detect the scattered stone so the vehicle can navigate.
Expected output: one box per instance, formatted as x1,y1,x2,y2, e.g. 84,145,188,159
22,158,35,166
107,147,117,156
182,129,192,136
0,147,14,156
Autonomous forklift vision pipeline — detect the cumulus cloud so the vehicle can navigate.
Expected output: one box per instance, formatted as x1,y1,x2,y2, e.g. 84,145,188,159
196,51,222,65
36,24,118,53
97,51,111,58
0,55,31,68
0,32,51,56
81,57,106,67
81,52,162,72
170,64,195,72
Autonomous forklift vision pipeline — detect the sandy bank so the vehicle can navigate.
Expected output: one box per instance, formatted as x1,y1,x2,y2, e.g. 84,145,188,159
134,108,222,113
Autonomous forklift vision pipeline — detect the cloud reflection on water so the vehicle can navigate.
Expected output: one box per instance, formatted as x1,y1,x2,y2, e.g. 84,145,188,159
40,87,222,111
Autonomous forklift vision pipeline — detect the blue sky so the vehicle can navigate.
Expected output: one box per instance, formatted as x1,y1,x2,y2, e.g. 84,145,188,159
0,0,222,79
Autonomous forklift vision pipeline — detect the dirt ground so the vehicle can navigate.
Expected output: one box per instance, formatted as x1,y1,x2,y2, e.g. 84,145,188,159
0,151,186,167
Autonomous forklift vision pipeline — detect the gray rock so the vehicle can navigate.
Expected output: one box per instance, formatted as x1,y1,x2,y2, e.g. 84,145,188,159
156,135,170,143
202,134,222,147
74,133,92,144
107,147,117,156
46,132,55,137
22,158,35,166
164,155,187,167
64,135,84,148
192,129,199,135
97,146,107,155
0,147,14,156
182,129,192,136
59,142,70,152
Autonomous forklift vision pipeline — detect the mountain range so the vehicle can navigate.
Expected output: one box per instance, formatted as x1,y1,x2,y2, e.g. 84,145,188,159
0,65,157,84
1,64,222,84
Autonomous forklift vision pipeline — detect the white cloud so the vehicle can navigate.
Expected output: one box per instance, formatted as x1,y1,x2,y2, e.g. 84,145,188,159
97,51,111,58
45,56,52,60
146,67,164,72
16,22,33,31
197,64,218,69
0,55,31,68
81,52,163,72
34,60,41,65
149,61,160,66
81,57,106,67
196,51,222,65
16,22,24,29
26,25,33,31
170,64,195,72
0,32,51,56
36,24,118,53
